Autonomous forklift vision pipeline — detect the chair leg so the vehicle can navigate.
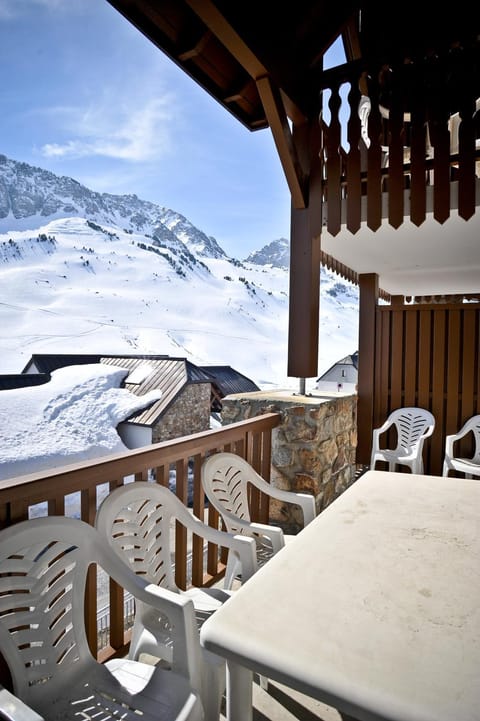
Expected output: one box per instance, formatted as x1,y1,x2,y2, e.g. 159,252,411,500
201,658,225,720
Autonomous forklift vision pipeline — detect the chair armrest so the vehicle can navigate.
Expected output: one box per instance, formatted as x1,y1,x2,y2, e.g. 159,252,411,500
423,424,435,439
250,522,285,554
449,422,471,443
230,535,258,582
372,418,393,448
444,433,457,461
177,507,259,581
258,487,316,526
215,508,285,554
96,538,203,690
0,687,44,721
248,474,316,526
375,418,394,435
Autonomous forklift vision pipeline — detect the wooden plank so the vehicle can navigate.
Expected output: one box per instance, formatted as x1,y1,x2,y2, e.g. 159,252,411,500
457,93,477,220
325,84,342,235
404,310,418,405
109,575,125,650
249,432,265,523
357,274,378,465
174,458,188,590
390,309,404,410
375,307,391,423
346,79,362,233
85,563,98,657
417,309,432,410
256,75,307,209
366,81,382,231
430,311,447,475
445,309,461,438
191,454,206,586
477,311,480,416
431,97,450,224
81,486,97,525
410,93,427,226
288,121,322,379
387,89,405,228
460,309,476,423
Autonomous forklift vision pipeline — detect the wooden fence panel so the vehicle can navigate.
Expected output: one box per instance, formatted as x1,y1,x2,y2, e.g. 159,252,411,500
372,301,480,476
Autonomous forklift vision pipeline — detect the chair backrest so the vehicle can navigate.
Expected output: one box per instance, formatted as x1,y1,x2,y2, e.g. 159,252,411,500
389,407,435,450
457,415,480,462
95,481,191,592
201,453,259,533
0,517,104,707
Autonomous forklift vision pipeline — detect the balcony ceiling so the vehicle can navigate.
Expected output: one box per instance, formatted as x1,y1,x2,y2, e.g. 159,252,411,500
321,207,480,297
107,0,480,296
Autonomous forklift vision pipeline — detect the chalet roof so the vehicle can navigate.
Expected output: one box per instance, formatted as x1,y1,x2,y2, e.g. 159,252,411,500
317,351,359,381
100,356,212,426
107,2,478,132
22,354,103,374
0,374,49,391
199,365,260,396
18,354,213,427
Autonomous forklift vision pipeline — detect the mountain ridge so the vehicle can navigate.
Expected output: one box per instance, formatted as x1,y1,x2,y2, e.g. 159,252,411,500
0,154,359,388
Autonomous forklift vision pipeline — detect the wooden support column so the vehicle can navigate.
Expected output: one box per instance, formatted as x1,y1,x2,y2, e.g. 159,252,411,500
287,120,322,380
357,273,379,465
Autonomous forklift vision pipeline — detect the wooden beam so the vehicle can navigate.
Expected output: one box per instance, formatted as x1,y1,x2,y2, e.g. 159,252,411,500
357,274,379,465
256,75,307,209
185,0,267,78
184,0,306,125
288,120,322,379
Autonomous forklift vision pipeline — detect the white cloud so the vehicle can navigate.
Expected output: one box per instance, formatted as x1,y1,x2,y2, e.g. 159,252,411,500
41,97,174,162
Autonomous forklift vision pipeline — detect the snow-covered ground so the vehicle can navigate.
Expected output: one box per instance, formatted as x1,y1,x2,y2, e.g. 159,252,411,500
0,363,162,480
0,217,359,390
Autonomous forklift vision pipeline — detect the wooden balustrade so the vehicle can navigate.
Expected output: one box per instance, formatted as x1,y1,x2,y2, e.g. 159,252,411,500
321,46,480,236
0,412,280,666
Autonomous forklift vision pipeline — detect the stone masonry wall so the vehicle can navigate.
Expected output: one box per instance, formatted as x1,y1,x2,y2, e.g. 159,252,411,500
221,390,357,533
152,383,211,443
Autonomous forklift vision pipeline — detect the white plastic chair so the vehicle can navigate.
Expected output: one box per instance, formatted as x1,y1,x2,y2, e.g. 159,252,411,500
95,481,257,720
201,452,316,585
443,415,480,478
0,516,204,721
370,407,435,474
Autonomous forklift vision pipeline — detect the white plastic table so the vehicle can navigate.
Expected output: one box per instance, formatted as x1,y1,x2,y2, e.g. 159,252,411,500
200,470,480,721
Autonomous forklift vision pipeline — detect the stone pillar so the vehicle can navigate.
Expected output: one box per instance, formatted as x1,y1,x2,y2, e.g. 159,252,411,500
221,390,357,532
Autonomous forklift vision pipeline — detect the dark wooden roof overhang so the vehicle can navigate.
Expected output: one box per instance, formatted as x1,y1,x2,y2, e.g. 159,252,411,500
106,1,480,379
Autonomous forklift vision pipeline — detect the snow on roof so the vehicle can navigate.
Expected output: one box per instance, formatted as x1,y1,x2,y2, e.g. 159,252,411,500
0,364,162,480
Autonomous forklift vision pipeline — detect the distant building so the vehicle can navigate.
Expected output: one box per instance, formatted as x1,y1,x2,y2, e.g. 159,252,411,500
10,353,259,448
315,351,358,393
199,365,260,413
0,374,49,391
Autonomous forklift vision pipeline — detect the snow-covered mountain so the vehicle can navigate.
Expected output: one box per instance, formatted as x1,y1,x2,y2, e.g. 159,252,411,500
245,237,290,269
0,155,359,389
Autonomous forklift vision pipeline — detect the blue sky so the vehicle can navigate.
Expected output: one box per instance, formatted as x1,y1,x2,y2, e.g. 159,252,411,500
0,0,343,258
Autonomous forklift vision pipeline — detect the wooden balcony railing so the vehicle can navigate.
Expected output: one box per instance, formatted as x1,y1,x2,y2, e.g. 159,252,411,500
321,45,480,236
0,412,280,667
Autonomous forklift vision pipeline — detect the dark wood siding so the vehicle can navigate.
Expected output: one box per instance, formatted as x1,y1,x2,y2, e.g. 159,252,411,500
358,299,480,475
